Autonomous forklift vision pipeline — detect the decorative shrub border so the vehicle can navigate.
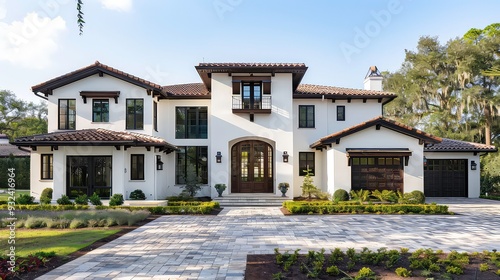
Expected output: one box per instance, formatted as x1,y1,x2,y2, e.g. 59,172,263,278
282,201,449,214
97,201,220,215
480,195,500,201
0,204,89,211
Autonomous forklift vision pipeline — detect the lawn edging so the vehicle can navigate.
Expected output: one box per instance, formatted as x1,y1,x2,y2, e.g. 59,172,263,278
282,201,449,214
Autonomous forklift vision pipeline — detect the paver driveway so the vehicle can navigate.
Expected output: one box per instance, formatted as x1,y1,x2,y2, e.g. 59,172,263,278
41,198,500,280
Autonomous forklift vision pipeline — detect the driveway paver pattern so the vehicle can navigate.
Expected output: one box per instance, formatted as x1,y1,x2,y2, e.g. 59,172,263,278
40,198,500,280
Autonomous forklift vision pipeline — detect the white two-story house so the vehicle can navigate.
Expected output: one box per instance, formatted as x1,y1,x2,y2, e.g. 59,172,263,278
13,62,496,201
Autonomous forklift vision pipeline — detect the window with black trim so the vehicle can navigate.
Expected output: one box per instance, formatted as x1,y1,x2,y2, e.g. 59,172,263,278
176,146,208,184
299,105,315,128
92,99,109,122
175,107,208,139
337,105,345,121
126,99,144,130
153,101,158,132
299,152,315,176
58,99,76,130
41,154,53,179
130,154,144,180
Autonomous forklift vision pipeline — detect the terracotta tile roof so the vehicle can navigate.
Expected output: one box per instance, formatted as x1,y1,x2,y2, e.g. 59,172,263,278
0,144,30,157
295,84,396,99
310,116,442,149
162,83,210,98
12,129,177,152
198,62,307,68
32,61,164,97
425,138,497,152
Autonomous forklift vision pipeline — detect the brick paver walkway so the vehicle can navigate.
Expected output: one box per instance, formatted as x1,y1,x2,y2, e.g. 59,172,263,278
40,198,500,279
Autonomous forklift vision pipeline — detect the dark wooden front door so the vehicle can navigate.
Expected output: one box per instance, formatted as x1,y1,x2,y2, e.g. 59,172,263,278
351,157,404,192
424,159,467,197
67,156,112,198
231,140,273,193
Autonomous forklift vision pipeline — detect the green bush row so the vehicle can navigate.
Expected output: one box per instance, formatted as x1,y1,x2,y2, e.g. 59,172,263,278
0,204,89,211
97,201,220,215
480,195,500,201
282,201,449,214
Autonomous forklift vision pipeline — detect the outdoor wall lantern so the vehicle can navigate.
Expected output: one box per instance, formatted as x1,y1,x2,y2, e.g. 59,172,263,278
423,156,427,167
156,155,164,170
283,151,289,163
216,151,222,163
471,160,477,170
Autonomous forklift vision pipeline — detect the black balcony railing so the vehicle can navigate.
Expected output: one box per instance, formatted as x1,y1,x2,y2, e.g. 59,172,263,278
232,96,272,113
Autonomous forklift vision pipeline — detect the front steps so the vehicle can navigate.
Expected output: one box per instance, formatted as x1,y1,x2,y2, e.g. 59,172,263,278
213,193,291,207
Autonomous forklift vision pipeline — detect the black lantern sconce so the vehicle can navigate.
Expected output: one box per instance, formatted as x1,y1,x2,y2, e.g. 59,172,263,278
423,156,427,167
471,160,477,170
156,155,163,170
216,151,222,163
282,151,289,163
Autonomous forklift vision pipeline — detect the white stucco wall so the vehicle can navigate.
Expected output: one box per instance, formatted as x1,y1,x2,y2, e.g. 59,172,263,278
424,152,481,198
321,126,425,194
209,73,294,197
47,74,154,134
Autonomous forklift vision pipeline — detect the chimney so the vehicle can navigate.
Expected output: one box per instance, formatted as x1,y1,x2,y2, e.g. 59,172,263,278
363,66,383,91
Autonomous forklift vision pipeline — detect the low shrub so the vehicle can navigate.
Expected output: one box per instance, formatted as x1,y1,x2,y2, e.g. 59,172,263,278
333,189,350,202
109,193,124,206
40,188,53,205
129,189,146,200
401,190,426,204
282,201,449,215
24,217,46,229
395,267,411,277
57,195,74,205
0,204,89,211
74,194,89,205
89,192,103,206
17,193,36,205
69,218,87,229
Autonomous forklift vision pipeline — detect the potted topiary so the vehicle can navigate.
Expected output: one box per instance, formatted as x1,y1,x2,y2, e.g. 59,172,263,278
278,182,290,197
214,184,226,197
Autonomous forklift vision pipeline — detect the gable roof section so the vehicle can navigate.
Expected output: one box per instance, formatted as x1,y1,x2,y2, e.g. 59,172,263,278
310,116,442,150
295,84,397,103
31,61,165,99
0,144,30,157
425,138,497,153
12,129,178,153
195,62,308,92
162,83,210,98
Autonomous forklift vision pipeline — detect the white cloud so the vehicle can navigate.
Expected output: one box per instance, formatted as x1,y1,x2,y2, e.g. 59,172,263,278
0,12,66,69
100,0,133,12
0,0,6,20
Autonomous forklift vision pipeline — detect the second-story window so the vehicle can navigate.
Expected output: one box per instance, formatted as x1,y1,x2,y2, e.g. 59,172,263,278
59,99,76,130
153,101,158,132
299,105,315,128
126,99,144,130
242,82,262,109
232,77,271,111
337,105,345,121
92,99,109,122
176,107,208,139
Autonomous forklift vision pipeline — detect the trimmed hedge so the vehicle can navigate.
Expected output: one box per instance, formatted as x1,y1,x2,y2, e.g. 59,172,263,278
282,201,449,214
95,201,220,215
480,195,500,201
0,204,89,211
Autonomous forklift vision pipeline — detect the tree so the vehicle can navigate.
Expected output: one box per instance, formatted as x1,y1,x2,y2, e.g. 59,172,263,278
300,169,319,200
77,0,84,35
0,90,47,140
181,164,202,197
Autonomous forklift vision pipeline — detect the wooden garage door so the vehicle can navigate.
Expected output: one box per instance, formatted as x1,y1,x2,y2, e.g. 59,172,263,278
351,157,404,192
424,159,468,197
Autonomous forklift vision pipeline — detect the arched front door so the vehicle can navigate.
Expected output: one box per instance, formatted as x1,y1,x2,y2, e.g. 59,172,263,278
231,140,273,193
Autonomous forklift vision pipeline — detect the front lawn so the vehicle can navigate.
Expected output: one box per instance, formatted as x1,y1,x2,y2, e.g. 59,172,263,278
0,189,30,202
0,229,120,257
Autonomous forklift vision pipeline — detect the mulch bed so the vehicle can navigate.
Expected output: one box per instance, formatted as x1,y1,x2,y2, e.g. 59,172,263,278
245,253,500,279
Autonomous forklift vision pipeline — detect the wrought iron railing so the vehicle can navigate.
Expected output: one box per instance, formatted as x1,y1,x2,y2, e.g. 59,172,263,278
232,96,272,111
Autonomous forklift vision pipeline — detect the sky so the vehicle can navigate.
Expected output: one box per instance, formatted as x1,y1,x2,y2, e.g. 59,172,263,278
1,0,500,104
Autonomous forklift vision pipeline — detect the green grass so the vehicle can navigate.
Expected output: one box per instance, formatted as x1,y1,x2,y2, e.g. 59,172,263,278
0,189,30,202
0,229,120,256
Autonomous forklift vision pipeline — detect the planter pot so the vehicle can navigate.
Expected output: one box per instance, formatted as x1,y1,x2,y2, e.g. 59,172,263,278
279,187,288,197
217,190,224,197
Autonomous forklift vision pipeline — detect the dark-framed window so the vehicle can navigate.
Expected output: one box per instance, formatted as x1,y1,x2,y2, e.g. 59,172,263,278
299,105,315,128
130,154,144,180
153,101,158,132
299,152,315,176
126,99,144,130
92,99,109,122
175,107,208,139
176,146,208,184
58,99,76,130
337,105,345,121
41,154,53,179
